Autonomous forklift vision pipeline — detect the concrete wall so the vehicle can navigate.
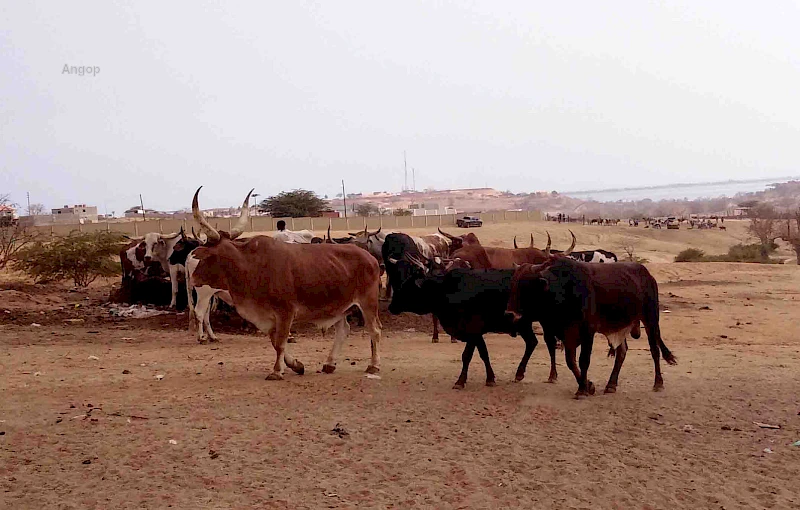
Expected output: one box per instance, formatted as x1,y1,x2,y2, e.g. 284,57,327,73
30,210,542,237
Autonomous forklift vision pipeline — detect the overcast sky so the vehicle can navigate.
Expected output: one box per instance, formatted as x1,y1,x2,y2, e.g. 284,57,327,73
2,1,799,215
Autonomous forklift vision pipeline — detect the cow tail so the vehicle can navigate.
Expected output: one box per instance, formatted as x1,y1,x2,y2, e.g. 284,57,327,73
644,286,677,366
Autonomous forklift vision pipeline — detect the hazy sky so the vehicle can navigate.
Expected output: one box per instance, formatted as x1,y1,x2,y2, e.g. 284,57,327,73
2,1,799,215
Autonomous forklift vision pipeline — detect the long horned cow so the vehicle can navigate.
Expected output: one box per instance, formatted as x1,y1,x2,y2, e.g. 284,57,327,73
189,187,383,380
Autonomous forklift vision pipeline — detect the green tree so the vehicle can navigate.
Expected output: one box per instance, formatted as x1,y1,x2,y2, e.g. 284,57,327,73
355,202,379,217
393,208,413,216
259,190,330,217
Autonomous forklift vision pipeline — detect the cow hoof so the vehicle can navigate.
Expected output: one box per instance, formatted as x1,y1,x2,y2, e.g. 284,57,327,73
365,365,380,375
574,391,587,400
514,374,525,382
291,362,305,375
604,385,617,394
653,383,664,392
265,372,283,381
485,380,496,387
431,338,439,343
321,364,336,374
587,381,596,395
452,382,465,390
546,377,557,384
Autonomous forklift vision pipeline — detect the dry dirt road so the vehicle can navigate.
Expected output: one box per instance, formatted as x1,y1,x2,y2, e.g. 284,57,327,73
1,231,799,508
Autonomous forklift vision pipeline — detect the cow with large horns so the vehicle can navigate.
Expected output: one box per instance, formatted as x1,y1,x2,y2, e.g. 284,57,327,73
437,228,482,254
189,188,383,379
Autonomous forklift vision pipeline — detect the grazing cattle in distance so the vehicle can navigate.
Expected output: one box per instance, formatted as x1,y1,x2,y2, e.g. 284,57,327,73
190,188,383,380
505,256,677,398
386,255,560,389
123,231,183,307
382,233,456,343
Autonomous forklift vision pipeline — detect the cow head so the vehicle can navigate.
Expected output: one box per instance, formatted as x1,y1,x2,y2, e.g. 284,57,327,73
124,231,181,267
169,228,201,266
386,252,443,316
505,262,553,325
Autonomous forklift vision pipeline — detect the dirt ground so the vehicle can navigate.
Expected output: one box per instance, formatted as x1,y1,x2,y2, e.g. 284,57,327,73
1,221,799,509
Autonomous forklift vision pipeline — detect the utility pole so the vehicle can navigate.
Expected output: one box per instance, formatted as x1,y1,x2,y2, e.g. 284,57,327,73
403,151,408,191
342,180,347,219
139,194,146,221
252,193,261,214
26,192,30,216
412,168,416,192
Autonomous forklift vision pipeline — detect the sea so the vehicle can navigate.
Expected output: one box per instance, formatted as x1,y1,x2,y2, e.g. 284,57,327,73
562,177,797,203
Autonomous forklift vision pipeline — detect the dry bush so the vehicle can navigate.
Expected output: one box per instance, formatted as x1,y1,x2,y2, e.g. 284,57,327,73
13,231,124,287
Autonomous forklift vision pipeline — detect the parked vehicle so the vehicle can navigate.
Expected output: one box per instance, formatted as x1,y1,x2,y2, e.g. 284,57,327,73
456,216,483,228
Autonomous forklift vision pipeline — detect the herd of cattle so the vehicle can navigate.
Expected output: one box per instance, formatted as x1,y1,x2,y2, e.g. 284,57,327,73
118,188,677,398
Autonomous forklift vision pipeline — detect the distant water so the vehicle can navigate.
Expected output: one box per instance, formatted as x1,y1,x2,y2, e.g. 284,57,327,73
563,177,796,203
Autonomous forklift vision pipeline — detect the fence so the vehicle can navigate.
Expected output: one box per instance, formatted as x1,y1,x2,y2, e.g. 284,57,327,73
29,210,543,237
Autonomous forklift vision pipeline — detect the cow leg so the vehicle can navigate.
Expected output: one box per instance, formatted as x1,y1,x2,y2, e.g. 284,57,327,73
322,318,349,374
365,312,382,374
544,331,560,383
514,322,538,382
185,271,196,330
204,297,219,343
266,315,295,380
605,339,628,394
475,336,496,387
575,330,596,399
431,315,440,343
453,340,476,389
168,264,179,308
193,285,218,344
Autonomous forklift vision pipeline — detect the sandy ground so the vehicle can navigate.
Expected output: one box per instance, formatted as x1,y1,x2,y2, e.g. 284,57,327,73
1,221,799,509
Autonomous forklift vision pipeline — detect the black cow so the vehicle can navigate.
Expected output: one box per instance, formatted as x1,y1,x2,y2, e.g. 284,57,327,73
505,256,677,398
383,233,454,343
386,253,561,389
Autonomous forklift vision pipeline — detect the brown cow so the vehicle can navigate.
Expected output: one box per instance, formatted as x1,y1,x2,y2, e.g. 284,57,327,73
189,188,383,380
437,228,482,254
505,255,677,397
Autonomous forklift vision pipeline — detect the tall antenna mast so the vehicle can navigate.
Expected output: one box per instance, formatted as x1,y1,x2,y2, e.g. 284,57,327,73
403,150,408,191
412,168,416,192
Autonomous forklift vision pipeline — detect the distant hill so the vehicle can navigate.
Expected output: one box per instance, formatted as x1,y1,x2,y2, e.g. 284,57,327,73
330,180,800,219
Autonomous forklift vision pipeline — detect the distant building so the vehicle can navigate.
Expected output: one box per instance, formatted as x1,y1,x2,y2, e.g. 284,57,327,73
50,204,98,224
0,204,16,220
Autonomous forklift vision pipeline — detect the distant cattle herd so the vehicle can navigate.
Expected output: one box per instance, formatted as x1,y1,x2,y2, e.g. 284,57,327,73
117,191,678,398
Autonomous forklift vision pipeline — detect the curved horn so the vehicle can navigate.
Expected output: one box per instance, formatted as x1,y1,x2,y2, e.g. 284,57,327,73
192,187,221,243
191,226,200,241
544,231,552,256
367,227,381,237
530,233,534,248
229,188,254,239
513,236,518,249
438,228,459,241
564,230,576,256
327,224,338,244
